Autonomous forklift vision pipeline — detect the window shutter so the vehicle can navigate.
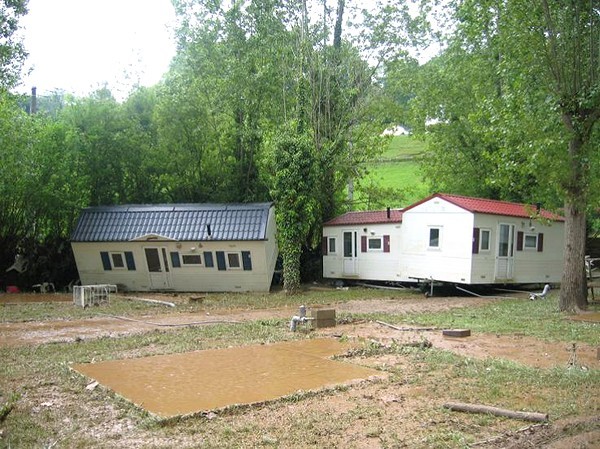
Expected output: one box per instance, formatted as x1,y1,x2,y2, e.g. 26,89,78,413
242,251,252,270
100,252,111,270
537,233,544,252
170,252,181,268
322,237,328,255
204,251,214,268
383,235,390,253
472,228,480,254
216,251,226,271
517,231,524,251
125,251,136,270
361,235,367,252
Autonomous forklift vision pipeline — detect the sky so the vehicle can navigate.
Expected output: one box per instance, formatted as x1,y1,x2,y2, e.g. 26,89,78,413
18,0,178,100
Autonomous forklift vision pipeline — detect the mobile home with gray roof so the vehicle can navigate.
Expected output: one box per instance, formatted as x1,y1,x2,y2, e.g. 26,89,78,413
71,203,278,292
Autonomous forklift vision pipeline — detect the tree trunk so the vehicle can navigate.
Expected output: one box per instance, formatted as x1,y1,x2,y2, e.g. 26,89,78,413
559,135,588,312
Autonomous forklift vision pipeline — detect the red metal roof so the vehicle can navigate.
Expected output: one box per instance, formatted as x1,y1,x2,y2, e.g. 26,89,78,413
404,193,564,221
323,209,403,226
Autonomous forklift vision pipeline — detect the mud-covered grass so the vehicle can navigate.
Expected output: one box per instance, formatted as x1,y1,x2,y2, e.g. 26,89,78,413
0,286,411,323
356,294,600,345
1,290,599,448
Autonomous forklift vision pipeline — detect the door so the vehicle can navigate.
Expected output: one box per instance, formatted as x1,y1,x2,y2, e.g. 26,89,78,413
342,230,358,276
145,247,172,289
495,224,515,280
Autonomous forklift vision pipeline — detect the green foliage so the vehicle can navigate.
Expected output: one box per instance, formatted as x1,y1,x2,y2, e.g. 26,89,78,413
0,0,28,89
266,124,317,293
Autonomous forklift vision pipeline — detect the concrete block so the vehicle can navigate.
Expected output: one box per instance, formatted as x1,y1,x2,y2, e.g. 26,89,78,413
442,329,471,338
310,309,336,328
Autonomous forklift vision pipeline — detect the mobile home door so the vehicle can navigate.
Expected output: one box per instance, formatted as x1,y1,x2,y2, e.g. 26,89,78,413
342,231,358,276
495,224,515,280
145,247,172,290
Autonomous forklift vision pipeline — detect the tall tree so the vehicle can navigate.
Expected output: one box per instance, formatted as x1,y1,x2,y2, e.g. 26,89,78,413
402,0,599,312
536,0,600,311
266,124,317,293
0,0,27,89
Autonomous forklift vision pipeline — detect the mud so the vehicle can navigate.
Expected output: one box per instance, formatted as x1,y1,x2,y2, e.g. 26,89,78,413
317,322,600,370
0,293,71,304
72,338,385,418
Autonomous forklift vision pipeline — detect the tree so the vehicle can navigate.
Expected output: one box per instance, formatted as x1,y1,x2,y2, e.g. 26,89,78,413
0,0,28,89
266,124,317,292
403,0,599,312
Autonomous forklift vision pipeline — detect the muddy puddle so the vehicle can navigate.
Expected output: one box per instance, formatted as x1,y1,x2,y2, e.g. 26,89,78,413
72,338,385,418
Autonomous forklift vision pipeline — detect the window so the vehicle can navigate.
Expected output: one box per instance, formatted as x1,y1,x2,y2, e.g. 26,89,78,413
368,237,382,251
328,237,336,254
101,251,136,271
524,234,538,250
480,229,491,251
428,227,441,248
227,252,241,269
182,254,202,265
110,252,125,269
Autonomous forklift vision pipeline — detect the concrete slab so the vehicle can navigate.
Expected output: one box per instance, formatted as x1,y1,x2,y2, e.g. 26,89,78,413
72,339,384,418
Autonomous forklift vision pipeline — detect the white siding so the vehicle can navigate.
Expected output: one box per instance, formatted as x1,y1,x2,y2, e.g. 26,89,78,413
399,198,475,283
72,237,277,293
322,222,404,282
472,215,564,284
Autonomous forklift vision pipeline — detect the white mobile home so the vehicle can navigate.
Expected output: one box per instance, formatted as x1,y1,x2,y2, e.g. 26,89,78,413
323,194,565,286
398,194,564,285
71,203,278,292
322,208,404,282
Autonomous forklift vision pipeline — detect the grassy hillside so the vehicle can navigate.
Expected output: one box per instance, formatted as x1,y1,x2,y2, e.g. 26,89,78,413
358,134,431,208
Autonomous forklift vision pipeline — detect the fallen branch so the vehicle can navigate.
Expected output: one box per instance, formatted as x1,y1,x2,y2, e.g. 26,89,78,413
98,313,241,327
443,401,548,422
376,320,438,332
120,296,176,307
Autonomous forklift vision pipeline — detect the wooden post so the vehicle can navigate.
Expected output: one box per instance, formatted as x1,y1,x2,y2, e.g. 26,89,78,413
443,402,548,422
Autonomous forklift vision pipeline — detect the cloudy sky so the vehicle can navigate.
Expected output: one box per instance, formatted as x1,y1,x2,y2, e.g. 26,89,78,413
18,0,177,99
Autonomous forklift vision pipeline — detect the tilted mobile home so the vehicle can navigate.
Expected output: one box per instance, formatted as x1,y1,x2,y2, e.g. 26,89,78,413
71,203,278,292
323,194,565,286
322,208,404,283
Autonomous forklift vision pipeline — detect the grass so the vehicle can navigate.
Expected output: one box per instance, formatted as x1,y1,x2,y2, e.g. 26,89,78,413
358,134,431,207
1,289,599,448
371,294,600,345
0,287,402,323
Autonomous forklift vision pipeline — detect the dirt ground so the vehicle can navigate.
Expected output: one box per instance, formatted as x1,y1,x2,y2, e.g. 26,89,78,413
1,292,599,448
1,293,598,370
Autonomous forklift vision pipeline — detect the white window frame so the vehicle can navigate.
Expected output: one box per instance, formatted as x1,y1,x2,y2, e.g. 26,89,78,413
428,226,442,249
328,237,337,254
110,252,126,270
181,253,203,266
479,229,491,252
367,236,383,252
226,252,242,269
524,233,538,250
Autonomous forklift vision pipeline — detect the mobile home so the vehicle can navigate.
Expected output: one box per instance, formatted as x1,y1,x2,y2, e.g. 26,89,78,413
71,203,278,292
323,194,565,286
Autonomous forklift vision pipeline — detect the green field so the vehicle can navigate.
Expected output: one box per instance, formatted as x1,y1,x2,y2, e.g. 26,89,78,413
357,134,431,208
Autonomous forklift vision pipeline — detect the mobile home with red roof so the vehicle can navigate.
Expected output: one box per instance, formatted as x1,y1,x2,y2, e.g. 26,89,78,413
322,208,404,282
322,193,564,286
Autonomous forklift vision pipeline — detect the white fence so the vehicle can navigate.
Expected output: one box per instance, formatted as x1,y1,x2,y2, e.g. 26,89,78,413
73,284,118,307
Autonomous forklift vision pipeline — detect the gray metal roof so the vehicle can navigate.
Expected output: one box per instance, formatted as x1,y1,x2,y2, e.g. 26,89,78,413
71,203,273,242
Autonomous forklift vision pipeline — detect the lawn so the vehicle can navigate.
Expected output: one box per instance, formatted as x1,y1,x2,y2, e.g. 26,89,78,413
1,288,598,448
358,134,432,207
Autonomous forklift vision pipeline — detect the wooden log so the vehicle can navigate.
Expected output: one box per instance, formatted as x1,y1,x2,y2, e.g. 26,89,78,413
376,320,438,331
443,401,548,422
